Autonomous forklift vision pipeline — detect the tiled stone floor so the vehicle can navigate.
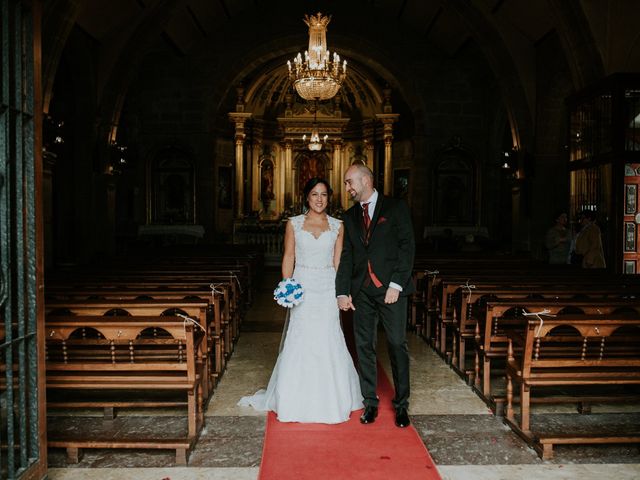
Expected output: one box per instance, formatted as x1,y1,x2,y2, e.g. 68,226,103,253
48,270,640,480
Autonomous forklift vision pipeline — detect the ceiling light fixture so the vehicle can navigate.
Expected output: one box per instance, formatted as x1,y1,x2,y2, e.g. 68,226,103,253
287,13,347,101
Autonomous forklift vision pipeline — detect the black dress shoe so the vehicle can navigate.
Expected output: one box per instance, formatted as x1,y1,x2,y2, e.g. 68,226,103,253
360,406,378,424
395,407,410,428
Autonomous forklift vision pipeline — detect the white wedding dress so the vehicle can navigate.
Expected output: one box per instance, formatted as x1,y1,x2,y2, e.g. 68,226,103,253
238,214,363,423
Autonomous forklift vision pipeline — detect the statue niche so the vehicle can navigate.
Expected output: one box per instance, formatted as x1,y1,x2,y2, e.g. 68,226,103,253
259,156,275,215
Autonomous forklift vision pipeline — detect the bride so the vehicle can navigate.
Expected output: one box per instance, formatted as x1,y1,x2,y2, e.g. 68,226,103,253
238,177,363,423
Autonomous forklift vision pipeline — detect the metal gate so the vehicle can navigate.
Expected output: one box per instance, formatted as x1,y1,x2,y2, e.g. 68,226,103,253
1,1,46,479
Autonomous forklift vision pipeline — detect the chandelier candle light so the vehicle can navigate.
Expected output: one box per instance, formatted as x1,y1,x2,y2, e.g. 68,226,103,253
287,13,347,101
303,105,328,151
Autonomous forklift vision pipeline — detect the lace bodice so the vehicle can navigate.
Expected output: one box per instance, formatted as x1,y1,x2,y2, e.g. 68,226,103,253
289,215,341,269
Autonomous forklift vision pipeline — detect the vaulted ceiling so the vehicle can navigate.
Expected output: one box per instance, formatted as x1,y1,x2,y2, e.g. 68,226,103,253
42,0,640,143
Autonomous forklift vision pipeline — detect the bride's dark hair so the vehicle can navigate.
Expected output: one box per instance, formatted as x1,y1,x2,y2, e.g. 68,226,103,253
303,177,333,207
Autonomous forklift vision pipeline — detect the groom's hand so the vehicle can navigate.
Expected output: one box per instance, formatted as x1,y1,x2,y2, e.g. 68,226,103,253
337,295,355,311
384,287,400,304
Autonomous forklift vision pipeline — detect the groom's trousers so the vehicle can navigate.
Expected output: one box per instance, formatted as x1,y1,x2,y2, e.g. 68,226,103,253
353,286,410,410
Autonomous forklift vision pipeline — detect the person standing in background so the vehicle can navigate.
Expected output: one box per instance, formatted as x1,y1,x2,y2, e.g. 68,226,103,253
545,212,570,264
575,210,606,268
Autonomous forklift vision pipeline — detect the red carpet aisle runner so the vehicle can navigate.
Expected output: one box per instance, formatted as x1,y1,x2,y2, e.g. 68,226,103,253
258,366,442,480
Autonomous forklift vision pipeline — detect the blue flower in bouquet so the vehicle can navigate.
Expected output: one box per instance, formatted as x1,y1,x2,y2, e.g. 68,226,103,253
274,278,304,308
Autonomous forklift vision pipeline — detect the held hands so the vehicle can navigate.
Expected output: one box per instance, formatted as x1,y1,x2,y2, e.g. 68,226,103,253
337,295,355,311
384,287,400,304
337,288,400,308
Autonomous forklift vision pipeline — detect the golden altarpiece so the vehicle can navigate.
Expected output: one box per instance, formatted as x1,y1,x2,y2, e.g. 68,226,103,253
567,74,640,273
228,67,400,255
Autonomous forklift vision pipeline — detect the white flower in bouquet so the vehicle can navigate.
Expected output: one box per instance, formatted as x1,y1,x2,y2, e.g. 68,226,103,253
274,278,304,308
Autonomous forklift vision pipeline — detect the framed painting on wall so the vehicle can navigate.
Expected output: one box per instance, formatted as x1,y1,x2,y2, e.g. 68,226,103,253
625,184,637,214
625,222,636,252
624,260,636,274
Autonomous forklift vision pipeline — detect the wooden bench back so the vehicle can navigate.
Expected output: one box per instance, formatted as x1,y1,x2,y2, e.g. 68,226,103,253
46,316,204,380
513,315,640,376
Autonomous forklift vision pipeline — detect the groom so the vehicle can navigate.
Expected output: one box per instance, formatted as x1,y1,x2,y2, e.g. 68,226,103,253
336,164,415,428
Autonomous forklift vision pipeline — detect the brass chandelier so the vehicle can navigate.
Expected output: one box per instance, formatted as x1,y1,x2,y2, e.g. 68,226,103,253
287,13,347,101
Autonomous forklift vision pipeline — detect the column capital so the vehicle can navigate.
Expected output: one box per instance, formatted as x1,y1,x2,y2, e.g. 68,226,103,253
229,112,252,125
375,113,400,126
228,112,253,126
229,112,252,144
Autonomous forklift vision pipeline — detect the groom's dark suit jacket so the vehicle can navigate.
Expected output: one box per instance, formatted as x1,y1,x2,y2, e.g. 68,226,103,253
336,195,415,298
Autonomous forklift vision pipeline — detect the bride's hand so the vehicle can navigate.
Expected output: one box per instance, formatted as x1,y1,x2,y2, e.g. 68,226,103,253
337,295,355,311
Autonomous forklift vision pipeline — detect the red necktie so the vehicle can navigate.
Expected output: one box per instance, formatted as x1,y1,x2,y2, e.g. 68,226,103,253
362,202,371,230
362,202,383,288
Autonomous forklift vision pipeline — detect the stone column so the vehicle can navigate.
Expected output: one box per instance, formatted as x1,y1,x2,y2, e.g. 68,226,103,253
332,141,342,207
342,146,354,208
251,121,264,213
275,144,284,213
252,142,261,213
228,112,252,218
376,113,399,196
284,142,293,208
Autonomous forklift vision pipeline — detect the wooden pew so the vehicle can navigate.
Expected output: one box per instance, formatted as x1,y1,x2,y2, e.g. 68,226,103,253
438,277,638,367
45,316,205,464
47,275,240,354
411,259,640,349
45,287,231,381
474,297,640,404
44,299,217,393
450,284,638,376
504,314,640,459
410,269,439,337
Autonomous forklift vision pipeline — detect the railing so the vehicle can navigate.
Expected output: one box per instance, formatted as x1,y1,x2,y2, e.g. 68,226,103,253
233,220,285,265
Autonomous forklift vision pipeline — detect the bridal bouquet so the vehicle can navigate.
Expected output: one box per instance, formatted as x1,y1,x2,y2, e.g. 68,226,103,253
273,278,304,308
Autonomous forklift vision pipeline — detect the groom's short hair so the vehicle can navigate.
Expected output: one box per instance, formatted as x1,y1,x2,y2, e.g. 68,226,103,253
352,164,374,183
